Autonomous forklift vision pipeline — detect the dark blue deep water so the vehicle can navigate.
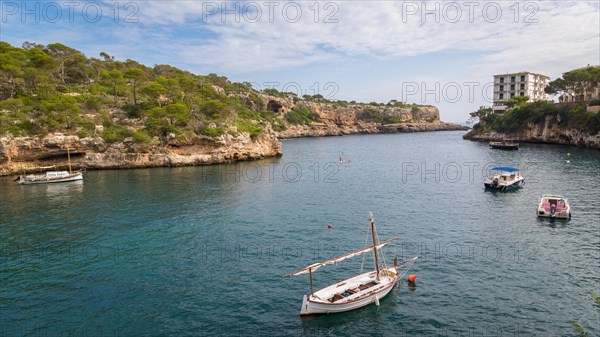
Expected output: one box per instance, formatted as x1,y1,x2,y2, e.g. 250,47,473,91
1,131,599,336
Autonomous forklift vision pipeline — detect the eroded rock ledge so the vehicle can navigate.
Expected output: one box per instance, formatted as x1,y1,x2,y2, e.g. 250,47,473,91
268,100,467,138
0,132,282,176
0,99,469,176
277,121,467,138
463,122,600,149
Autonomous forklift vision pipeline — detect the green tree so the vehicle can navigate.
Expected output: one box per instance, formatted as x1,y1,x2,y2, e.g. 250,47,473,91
99,52,114,62
142,82,168,107
0,52,24,99
39,95,80,129
46,43,83,85
101,69,125,105
546,66,600,102
124,68,145,104
164,103,189,125
201,99,226,118
468,106,493,125
504,96,530,109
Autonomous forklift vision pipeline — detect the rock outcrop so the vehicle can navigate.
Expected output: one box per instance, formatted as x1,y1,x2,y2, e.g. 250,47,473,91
258,99,467,138
0,97,468,176
0,132,282,176
463,121,600,149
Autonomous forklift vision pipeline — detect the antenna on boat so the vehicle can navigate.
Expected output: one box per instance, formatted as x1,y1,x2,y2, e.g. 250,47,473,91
67,141,72,174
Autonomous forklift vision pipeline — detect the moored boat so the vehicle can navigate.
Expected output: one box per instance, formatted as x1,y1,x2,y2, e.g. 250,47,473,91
489,140,519,150
537,194,571,219
484,167,524,190
18,170,83,185
18,142,84,185
286,212,418,316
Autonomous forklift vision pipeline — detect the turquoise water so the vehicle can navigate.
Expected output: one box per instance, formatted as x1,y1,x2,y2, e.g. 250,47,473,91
1,131,599,336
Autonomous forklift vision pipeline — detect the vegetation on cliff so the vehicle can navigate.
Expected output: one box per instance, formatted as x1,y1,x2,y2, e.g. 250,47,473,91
545,65,600,102
0,42,316,145
469,65,600,137
0,41,273,145
470,98,600,135
0,41,438,147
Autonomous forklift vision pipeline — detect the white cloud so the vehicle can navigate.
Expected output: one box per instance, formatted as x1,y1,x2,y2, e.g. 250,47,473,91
127,1,598,76
4,0,597,122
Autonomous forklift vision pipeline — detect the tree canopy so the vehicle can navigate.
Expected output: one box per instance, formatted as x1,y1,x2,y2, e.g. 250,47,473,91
0,41,433,146
545,66,600,102
0,41,278,143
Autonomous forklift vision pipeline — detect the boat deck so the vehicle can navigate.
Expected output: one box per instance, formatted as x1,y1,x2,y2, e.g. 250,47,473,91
311,268,396,304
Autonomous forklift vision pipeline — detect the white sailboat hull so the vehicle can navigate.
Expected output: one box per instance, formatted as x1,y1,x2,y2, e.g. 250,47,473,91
299,267,400,316
288,213,418,317
19,171,83,185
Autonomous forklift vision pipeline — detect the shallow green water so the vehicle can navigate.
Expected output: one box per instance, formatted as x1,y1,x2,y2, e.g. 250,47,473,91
1,131,599,336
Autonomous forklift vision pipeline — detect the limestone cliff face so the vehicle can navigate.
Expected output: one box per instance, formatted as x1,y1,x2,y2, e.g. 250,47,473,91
254,96,465,138
0,94,468,176
0,132,282,176
463,119,600,149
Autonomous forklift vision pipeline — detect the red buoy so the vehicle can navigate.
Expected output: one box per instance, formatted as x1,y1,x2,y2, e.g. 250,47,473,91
328,223,333,229
408,275,417,283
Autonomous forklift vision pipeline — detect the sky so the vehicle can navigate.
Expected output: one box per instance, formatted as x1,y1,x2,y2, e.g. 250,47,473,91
1,0,599,123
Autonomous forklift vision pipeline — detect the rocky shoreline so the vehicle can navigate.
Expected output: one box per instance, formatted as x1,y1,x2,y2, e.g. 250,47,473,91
463,125,600,149
0,98,469,176
0,132,282,176
0,123,469,176
277,121,467,138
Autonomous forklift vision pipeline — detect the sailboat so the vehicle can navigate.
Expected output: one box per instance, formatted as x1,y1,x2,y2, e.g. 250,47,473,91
18,142,84,185
286,212,418,316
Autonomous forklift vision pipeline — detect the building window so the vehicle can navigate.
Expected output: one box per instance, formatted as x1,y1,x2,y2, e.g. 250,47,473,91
510,93,515,98
520,75,525,81
520,92,525,97
511,76,516,82
500,85,504,91
520,83,525,90
499,93,504,99
510,84,515,90
500,78,504,83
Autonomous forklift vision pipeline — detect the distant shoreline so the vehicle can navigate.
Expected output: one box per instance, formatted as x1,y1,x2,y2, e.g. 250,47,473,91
0,124,466,177
463,129,600,150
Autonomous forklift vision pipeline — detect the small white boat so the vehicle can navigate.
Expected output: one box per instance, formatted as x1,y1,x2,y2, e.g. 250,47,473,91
484,167,524,190
537,194,571,219
18,142,84,185
18,170,83,185
286,213,418,316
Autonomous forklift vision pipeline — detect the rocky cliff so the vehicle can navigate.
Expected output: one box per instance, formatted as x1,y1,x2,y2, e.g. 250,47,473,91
255,97,467,138
463,118,600,149
0,97,467,176
0,132,282,176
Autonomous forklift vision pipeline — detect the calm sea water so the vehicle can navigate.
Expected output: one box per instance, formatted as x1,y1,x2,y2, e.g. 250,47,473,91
1,131,599,337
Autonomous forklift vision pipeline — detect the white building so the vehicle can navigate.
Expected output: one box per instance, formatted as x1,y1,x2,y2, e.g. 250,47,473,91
492,72,550,113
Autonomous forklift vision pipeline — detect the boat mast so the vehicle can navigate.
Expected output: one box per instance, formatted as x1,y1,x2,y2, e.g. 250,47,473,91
309,267,314,296
369,212,380,281
67,141,72,174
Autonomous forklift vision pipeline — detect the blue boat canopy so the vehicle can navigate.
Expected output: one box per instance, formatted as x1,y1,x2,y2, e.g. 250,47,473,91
491,167,519,172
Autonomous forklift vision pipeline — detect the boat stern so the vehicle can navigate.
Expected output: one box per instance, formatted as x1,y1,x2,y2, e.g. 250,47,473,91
537,195,571,219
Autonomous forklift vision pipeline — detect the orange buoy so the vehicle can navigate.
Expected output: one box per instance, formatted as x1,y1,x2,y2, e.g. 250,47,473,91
408,275,417,283
328,223,333,229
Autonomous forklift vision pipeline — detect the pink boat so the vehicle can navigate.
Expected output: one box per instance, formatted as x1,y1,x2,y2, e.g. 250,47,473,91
537,195,571,219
